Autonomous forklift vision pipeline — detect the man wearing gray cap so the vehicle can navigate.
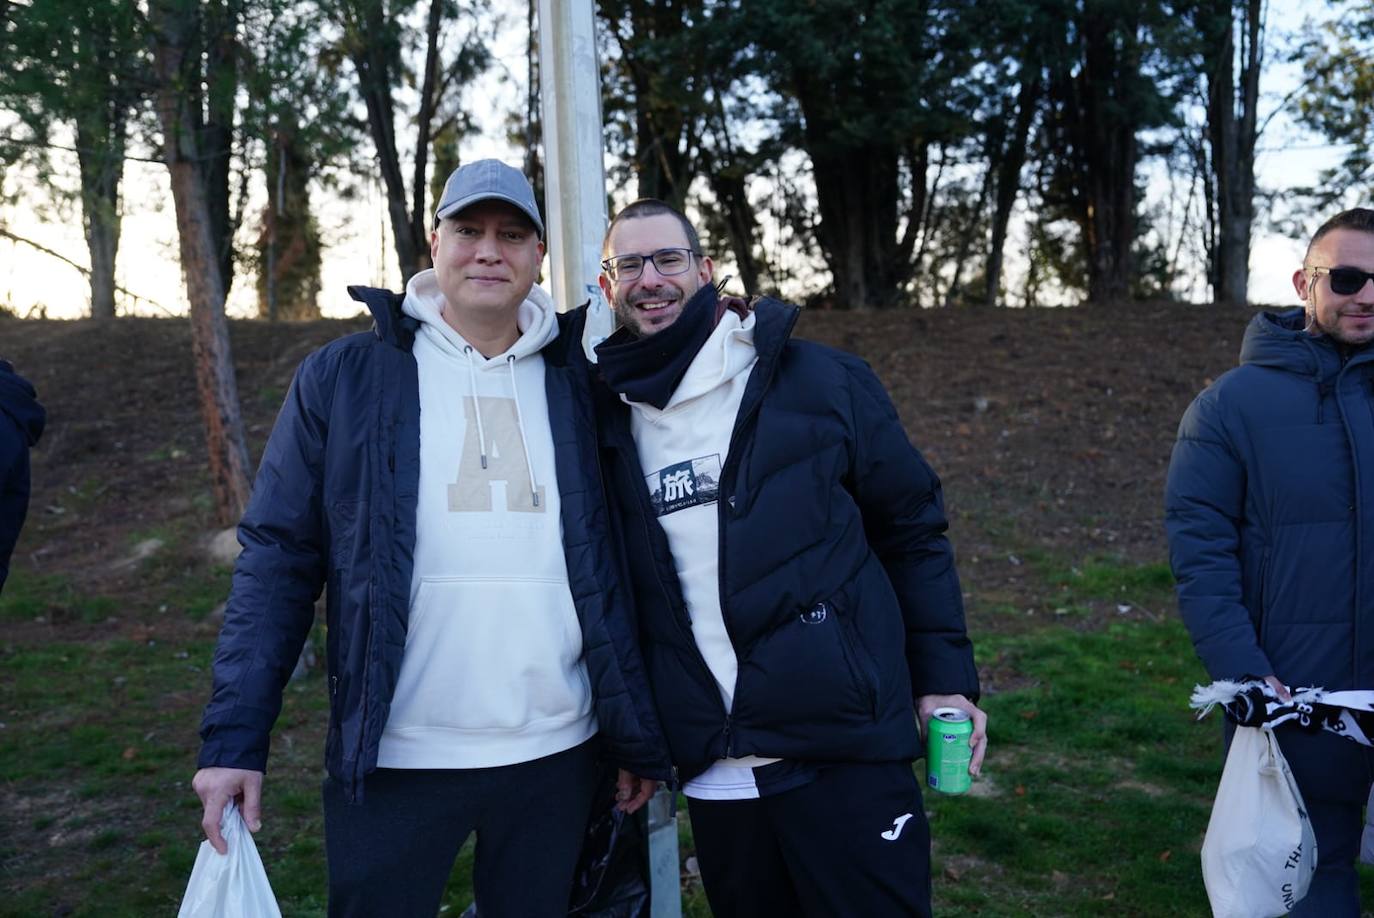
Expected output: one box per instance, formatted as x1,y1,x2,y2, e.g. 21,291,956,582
190,160,670,916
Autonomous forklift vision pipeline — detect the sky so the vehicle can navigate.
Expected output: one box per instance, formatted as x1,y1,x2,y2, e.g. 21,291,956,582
0,0,1346,320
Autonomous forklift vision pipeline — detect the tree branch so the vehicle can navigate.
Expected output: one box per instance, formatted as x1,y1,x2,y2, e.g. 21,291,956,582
0,227,176,315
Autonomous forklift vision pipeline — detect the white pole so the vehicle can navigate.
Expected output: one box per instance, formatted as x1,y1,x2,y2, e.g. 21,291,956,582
538,0,614,359
537,4,682,917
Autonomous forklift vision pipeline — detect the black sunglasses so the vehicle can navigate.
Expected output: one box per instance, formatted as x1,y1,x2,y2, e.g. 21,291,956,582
1309,265,1374,296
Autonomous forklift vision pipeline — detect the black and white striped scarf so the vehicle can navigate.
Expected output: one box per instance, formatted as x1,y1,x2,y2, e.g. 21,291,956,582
1190,679,1374,747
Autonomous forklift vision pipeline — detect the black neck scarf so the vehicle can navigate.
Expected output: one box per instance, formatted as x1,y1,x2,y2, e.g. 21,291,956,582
595,283,719,410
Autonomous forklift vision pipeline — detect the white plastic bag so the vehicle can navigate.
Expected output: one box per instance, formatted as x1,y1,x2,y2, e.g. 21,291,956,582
178,801,283,918
1201,726,1317,918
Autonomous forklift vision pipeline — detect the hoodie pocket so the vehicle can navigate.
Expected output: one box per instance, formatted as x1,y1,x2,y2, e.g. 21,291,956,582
386,576,592,734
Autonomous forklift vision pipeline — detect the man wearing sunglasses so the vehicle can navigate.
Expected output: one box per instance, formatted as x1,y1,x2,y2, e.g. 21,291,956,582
1168,207,1374,914
587,198,987,916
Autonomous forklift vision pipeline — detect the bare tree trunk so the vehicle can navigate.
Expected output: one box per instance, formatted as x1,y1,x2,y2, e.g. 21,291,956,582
1051,6,1141,305
985,73,1040,307
943,164,992,308
409,0,443,263
1204,0,1262,305
810,142,903,307
70,12,133,320
601,0,701,208
150,0,253,526
257,120,322,320
340,0,430,281
201,0,242,296
700,91,767,295
75,118,124,319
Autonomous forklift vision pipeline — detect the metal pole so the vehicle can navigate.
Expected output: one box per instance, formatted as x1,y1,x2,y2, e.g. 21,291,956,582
537,0,614,358
537,4,681,917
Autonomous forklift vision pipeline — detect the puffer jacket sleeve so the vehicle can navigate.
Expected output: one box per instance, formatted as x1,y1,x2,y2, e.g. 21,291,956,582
1165,387,1272,681
0,410,29,593
843,357,980,701
198,352,333,772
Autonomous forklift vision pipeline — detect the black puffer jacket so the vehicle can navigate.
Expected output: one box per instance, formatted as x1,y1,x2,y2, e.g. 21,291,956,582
0,360,45,593
594,297,980,782
1168,308,1374,690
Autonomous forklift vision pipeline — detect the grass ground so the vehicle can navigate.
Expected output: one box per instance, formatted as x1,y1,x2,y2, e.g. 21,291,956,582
10,557,1365,916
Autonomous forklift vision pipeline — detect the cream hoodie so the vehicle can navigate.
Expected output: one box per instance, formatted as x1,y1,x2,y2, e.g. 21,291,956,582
624,308,779,799
376,270,596,769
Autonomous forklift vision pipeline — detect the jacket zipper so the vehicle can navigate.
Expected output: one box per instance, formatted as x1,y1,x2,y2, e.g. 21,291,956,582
712,306,797,763
713,304,797,638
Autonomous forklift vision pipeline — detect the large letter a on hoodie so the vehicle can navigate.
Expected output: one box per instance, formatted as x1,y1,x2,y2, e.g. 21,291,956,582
448,397,546,513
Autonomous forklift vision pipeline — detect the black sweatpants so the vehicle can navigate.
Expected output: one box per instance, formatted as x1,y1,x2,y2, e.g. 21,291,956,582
322,739,600,918
686,759,932,918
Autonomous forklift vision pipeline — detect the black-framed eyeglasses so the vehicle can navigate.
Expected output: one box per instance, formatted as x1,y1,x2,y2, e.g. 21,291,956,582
1308,265,1374,296
600,247,700,283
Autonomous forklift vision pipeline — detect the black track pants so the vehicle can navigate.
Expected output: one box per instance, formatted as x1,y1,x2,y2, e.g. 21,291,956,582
686,759,933,918
322,739,599,918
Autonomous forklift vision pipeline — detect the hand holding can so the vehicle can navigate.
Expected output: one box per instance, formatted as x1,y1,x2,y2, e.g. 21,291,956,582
926,707,974,794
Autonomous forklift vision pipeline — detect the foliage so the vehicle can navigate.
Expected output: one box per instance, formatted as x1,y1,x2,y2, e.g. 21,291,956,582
0,0,147,317
1295,2,1374,208
1034,0,1192,304
238,0,360,319
324,0,495,281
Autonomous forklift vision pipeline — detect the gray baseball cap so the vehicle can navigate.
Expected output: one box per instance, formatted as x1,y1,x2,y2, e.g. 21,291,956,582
433,159,544,237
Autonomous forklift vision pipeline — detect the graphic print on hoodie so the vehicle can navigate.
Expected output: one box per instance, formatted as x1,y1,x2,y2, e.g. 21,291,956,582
376,270,596,770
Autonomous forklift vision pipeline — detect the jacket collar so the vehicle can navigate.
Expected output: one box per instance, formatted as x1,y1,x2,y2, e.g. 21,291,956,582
748,296,802,362
347,285,419,350
1241,306,1374,380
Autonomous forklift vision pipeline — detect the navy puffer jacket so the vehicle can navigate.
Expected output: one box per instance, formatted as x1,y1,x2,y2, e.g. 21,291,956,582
1167,308,1374,690
0,360,45,593
594,297,980,782
198,289,671,799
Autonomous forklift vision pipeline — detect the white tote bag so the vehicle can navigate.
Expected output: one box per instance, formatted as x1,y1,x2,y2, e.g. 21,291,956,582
178,801,283,918
1201,726,1317,918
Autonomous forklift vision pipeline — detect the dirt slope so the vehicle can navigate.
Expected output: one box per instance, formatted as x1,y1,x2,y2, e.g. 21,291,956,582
0,300,1263,634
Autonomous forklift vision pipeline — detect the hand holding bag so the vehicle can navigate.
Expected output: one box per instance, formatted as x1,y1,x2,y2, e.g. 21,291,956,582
1201,726,1317,918
178,801,282,918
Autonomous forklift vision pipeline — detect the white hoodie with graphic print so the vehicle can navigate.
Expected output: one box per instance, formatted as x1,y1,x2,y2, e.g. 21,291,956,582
376,269,596,769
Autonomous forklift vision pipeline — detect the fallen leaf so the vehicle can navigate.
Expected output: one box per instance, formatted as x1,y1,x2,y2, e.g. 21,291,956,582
1158,850,1172,862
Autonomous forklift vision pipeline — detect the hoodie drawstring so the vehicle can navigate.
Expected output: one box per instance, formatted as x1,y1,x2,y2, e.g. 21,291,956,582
464,346,489,468
507,355,541,507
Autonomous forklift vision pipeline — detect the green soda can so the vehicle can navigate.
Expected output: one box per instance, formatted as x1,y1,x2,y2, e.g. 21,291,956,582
926,707,974,794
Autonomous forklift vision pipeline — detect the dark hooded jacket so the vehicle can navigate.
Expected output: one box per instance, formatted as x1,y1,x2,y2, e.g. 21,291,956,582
1167,307,1374,690
592,295,980,783
197,288,671,800
0,360,46,593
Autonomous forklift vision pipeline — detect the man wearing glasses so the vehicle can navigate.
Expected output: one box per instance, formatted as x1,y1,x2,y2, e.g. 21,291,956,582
1167,207,1374,913
589,198,987,916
